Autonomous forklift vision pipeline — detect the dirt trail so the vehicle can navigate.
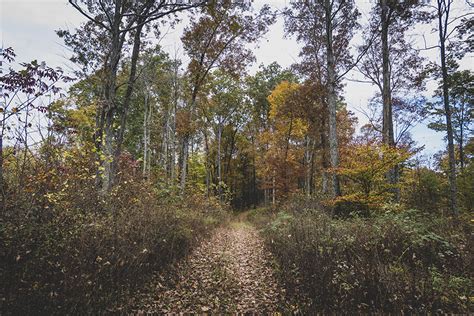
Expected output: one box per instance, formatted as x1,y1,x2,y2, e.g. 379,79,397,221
130,221,287,313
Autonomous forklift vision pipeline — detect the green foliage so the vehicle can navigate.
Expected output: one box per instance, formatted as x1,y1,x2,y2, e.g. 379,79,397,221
458,162,474,210
187,153,208,193
246,62,298,126
403,166,446,213
252,200,473,313
458,139,474,210
123,45,177,159
427,69,473,148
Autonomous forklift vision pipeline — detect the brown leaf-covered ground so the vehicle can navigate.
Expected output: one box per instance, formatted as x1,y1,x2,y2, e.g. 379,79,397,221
128,221,289,313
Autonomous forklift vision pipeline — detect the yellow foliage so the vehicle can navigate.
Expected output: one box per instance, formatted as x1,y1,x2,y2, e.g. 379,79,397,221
268,81,299,119
334,143,412,209
257,81,310,198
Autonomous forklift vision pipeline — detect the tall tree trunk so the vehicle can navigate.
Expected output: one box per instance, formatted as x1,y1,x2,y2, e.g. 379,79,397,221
180,137,189,192
325,0,341,198
459,128,464,172
143,93,149,178
170,64,179,185
100,2,122,195
170,109,177,184
204,129,211,198
305,136,312,197
284,118,293,196
225,128,237,182
272,170,276,206
161,103,170,176
94,100,106,189
147,101,152,177
180,85,198,192
310,139,316,196
113,21,144,183
437,0,458,216
320,111,329,194
459,99,465,172
0,126,5,212
217,124,223,202
381,0,394,147
102,111,115,193
251,135,257,207
381,0,399,201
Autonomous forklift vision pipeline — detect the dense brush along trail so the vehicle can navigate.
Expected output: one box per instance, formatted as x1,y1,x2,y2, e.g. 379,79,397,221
126,217,292,313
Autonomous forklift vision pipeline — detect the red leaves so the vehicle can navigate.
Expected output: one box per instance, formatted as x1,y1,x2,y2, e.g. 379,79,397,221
1,46,16,62
1,48,73,100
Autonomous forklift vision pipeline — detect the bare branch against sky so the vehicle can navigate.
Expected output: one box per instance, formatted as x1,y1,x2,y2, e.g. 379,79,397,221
1,0,472,156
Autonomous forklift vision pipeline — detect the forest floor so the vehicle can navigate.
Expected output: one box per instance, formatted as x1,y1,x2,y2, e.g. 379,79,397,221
127,216,290,313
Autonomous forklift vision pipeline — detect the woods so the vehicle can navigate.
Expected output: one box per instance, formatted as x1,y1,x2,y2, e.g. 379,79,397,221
0,0,473,314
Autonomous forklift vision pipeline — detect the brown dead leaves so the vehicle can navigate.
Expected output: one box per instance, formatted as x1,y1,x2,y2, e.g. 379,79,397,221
129,222,287,313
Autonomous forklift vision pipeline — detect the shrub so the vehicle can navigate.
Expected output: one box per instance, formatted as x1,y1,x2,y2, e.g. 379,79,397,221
402,167,446,213
257,203,473,313
0,149,228,314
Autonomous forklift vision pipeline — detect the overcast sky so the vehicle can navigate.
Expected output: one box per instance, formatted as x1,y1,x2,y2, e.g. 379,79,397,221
1,0,472,157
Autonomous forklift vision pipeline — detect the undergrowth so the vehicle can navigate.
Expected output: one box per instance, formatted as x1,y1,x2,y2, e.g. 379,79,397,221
249,200,473,313
0,151,228,314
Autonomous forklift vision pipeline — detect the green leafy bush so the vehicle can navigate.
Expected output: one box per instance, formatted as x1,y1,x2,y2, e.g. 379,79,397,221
256,203,473,313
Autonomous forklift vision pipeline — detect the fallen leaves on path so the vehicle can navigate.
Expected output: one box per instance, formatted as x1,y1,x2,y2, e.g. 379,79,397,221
129,222,288,313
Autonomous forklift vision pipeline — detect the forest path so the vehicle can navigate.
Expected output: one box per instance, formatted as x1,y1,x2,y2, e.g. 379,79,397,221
129,218,287,313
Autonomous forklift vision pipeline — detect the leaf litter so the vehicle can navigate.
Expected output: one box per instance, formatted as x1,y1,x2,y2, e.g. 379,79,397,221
128,221,289,313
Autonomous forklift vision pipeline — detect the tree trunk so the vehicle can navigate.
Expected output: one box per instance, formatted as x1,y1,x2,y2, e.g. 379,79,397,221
94,100,105,189
100,2,123,195
179,84,199,192
161,103,170,176
459,130,464,172
113,20,144,183
459,100,465,172
284,118,293,196
0,127,5,211
252,136,257,207
305,136,312,197
217,124,223,202
143,93,149,178
310,139,316,196
381,0,399,201
102,111,115,193
180,136,189,192
381,0,394,148
320,113,329,195
225,128,238,185
437,0,458,216
170,65,179,185
147,99,152,177
272,170,276,206
204,129,211,198
325,0,341,198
